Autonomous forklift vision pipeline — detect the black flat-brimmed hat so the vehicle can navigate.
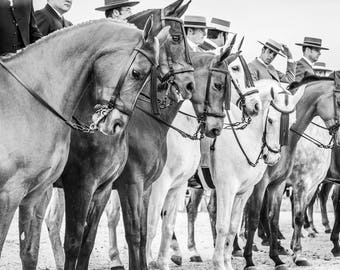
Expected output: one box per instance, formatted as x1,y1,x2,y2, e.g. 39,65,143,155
95,0,139,11
258,39,285,57
295,37,329,50
313,62,332,72
184,15,209,29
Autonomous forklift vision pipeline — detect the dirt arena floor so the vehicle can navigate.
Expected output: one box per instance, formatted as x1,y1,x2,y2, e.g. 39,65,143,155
1,196,340,270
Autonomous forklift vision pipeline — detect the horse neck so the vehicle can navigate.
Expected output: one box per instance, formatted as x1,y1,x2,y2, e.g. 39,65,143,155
6,21,139,118
174,101,198,133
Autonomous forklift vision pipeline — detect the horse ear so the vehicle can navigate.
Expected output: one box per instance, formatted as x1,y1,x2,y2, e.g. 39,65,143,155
174,0,191,18
218,34,237,63
156,26,170,47
163,0,185,16
143,15,154,43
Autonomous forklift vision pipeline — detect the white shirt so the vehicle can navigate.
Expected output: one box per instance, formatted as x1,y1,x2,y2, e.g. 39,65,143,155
187,38,200,52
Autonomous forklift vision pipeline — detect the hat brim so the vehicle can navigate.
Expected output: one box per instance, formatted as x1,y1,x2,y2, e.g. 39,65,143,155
295,43,329,50
184,24,211,29
258,41,285,57
314,67,332,72
95,1,139,11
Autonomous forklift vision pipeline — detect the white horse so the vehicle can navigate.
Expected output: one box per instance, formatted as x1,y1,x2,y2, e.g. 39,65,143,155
210,80,297,270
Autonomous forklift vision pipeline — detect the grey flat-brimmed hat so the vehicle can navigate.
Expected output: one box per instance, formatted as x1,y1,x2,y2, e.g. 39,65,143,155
184,15,209,29
95,0,139,11
258,39,285,57
209,17,231,33
313,62,332,72
295,37,329,50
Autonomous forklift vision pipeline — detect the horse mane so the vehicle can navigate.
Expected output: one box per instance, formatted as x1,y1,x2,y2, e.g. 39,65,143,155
287,75,334,91
3,19,137,61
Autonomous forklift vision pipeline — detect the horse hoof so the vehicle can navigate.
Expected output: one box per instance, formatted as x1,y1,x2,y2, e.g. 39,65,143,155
261,239,270,246
244,266,258,270
252,244,259,252
295,258,311,266
171,255,182,266
190,255,203,262
331,248,340,257
275,264,289,270
308,232,316,238
232,249,243,257
148,261,158,269
325,229,331,234
278,246,290,256
111,266,125,270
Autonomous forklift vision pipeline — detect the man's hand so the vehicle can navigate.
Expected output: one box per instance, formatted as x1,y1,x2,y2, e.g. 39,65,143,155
282,44,293,59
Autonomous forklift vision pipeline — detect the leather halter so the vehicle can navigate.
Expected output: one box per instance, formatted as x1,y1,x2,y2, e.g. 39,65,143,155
147,10,194,115
0,41,157,134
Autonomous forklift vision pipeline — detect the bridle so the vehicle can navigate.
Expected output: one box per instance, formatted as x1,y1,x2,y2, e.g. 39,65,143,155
226,92,295,167
0,40,157,134
289,86,340,149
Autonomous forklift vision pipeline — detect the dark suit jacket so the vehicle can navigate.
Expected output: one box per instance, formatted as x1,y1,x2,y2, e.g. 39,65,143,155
295,58,315,82
248,58,296,83
0,0,42,55
35,4,72,36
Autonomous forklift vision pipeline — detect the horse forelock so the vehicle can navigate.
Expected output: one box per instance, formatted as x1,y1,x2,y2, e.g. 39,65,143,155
4,19,141,61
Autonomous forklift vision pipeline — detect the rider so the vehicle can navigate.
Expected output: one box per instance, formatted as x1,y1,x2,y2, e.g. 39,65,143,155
95,0,139,21
35,0,73,36
248,38,295,83
313,62,332,77
183,15,209,52
199,17,232,55
295,37,329,82
0,0,42,55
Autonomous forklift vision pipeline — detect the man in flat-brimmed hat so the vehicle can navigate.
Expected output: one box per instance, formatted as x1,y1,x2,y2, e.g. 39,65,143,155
248,38,295,83
184,15,209,52
199,17,232,55
313,61,332,77
295,37,329,82
95,0,139,21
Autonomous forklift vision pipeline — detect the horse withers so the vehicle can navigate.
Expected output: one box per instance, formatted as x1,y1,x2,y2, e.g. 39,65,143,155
0,17,160,270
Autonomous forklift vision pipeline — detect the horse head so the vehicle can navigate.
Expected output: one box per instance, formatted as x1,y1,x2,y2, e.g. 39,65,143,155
258,81,295,165
92,17,168,135
227,44,262,117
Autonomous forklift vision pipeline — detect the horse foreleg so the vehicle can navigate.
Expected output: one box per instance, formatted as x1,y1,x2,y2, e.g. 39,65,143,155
118,182,143,270
186,187,204,262
212,184,234,270
140,186,152,270
19,186,52,270
63,180,93,270
243,173,268,269
76,185,112,270
331,185,340,257
157,184,187,270
305,188,319,236
207,189,217,246
146,175,172,267
267,181,287,269
105,190,124,269
320,181,333,233
169,231,183,266
45,188,65,270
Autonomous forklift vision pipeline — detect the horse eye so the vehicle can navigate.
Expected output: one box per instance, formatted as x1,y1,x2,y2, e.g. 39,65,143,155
337,100,340,107
268,118,273,125
214,82,222,91
231,65,240,72
132,69,141,80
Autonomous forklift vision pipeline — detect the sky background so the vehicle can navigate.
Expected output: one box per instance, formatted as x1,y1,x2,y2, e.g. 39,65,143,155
33,0,339,71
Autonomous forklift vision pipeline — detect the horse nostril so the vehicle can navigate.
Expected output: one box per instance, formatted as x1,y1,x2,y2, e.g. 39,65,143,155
212,128,221,137
254,102,260,113
186,82,194,92
263,154,268,160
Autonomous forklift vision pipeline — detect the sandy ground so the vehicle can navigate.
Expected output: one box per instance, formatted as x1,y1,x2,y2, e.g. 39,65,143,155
1,197,340,270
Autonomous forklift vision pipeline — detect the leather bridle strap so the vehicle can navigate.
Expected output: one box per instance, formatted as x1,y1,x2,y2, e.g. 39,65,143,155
0,59,89,131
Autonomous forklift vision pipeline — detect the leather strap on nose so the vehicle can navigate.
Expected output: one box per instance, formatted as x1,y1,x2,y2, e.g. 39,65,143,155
280,112,290,146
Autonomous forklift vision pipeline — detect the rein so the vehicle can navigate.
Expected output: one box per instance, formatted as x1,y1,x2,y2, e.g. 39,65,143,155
0,43,156,134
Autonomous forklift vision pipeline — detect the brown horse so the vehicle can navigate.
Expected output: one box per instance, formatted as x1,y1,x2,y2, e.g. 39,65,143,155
0,18,160,269
42,1,194,270
244,80,340,270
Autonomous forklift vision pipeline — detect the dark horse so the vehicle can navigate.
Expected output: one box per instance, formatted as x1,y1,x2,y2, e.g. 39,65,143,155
244,79,340,270
59,2,195,270
0,18,160,270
